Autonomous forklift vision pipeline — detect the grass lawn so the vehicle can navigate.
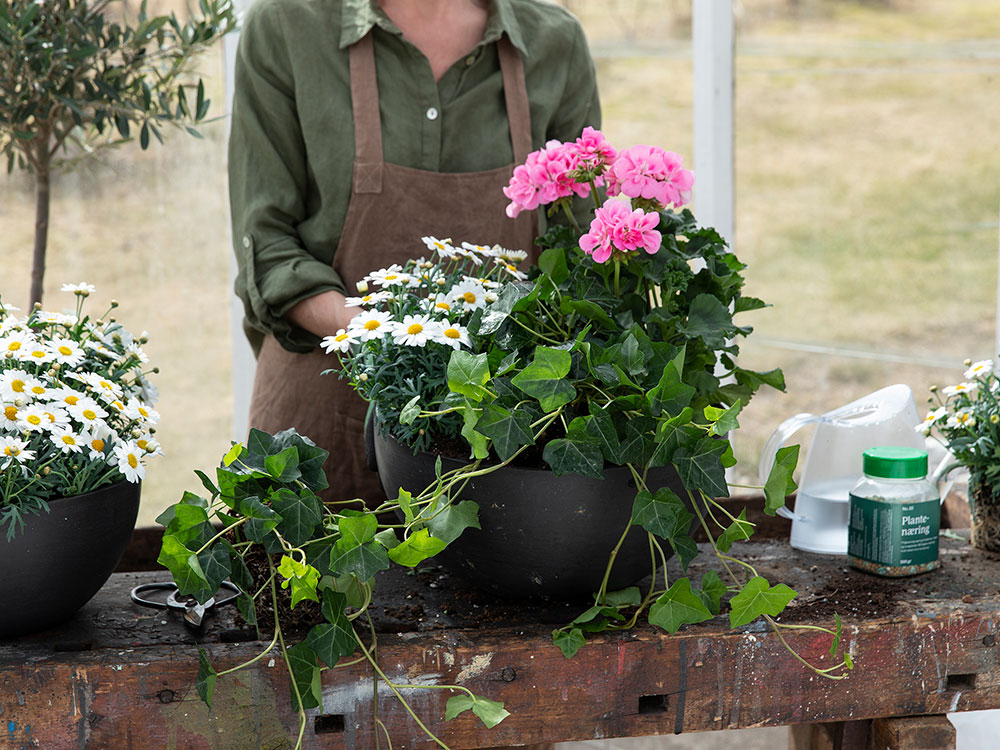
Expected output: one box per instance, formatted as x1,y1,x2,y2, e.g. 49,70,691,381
1,0,998,521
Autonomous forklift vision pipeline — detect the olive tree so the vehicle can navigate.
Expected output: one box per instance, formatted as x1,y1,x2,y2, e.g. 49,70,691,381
0,0,237,306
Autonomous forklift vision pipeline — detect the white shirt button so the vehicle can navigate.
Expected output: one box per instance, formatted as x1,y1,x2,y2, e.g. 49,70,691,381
242,235,251,248
465,55,476,66
426,107,439,121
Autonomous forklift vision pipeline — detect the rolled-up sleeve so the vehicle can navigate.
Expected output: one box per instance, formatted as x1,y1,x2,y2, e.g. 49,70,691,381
229,0,346,353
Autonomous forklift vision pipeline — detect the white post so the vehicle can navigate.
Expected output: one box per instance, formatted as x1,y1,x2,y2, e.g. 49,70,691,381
996,204,1000,362
692,0,735,245
225,0,256,441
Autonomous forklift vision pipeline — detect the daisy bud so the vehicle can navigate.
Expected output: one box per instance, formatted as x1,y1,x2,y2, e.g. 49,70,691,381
419,429,425,435
152,367,160,374
47,369,57,377
42,466,51,475
929,385,937,393
33,302,42,310
964,358,972,367
3,352,11,359
14,397,24,407
110,300,119,308
358,373,368,382
356,280,369,294
132,429,142,438
145,440,159,453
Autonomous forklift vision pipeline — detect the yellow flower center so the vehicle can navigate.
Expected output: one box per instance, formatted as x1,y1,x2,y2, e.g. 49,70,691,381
65,395,79,405
11,380,25,393
335,333,348,342
128,454,138,469
384,274,398,281
436,302,451,311
61,434,77,446
30,386,45,395
91,439,105,451
58,345,72,356
99,380,113,390
444,328,461,340
138,406,149,417
27,415,41,425
111,400,124,411
82,409,97,420
364,320,381,331
407,323,423,335
4,447,18,457
44,412,56,422
506,264,517,272
30,350,45,359
4,406,16,420
462,292,477,304
7,342,21,351
137,439,148,450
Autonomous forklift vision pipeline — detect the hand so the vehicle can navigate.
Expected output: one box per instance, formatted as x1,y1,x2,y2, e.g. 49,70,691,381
285,290,358,338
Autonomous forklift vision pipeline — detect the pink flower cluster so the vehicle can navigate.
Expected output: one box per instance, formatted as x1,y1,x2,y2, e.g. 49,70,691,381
579,200,661,264
605,145,694,208
503,127,617,218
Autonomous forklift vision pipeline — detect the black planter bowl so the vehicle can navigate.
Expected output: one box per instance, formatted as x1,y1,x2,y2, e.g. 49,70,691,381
0,480,141,638
373,430,690,601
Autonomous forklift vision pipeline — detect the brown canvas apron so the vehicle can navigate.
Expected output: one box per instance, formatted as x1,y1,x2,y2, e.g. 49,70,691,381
249,31,538,507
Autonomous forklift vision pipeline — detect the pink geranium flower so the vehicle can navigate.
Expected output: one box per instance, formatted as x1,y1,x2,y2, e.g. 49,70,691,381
579,200,661,263
571,126,617,173
503,140,590,218
606,145,694,208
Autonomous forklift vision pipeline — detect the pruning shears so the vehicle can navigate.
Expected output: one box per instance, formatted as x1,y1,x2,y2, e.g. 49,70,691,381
129,581,240,629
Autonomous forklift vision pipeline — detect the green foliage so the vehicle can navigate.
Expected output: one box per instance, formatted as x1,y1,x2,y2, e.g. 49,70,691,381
0,0,236,304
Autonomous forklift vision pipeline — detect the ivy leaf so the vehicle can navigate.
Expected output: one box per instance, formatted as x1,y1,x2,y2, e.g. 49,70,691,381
239,496,280,542
337,511,378,547
603,586,642,607
699,571,727,616
330,540,390,580
445,694,475,721
426,500,481,545
264,446,300,483
585,404,623,464
631,487,693,541
648,578,713,634
552,627,586,659
474,404,534,461
679,294,737,348
471,697,511,728
196,647,217,708
277,555,320,608
829,612,843,658
195,544,232,604
460,398,490,459
764,445,800,516
728,576,797,628
543,435,604,478
715,508,754,553
673,436,730,499
271,488,323,547
157,534,210,598
538,246,569,284
647,360,695,417
306,615,356,668
447,350,491,400
706,400,742,437
222,540,253,593
286,643,322,711
387,528,447,567
399,395,421,425
511,346,576,412
670,534,700,572
477,281,532,335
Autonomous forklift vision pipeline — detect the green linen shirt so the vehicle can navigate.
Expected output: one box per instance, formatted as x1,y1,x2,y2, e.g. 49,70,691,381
229,0,601,352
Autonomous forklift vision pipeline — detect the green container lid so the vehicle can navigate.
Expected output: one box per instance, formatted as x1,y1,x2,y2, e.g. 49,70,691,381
862,446,928,479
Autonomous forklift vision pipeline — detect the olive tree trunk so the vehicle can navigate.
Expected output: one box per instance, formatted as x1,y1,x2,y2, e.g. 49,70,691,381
29,129,52,309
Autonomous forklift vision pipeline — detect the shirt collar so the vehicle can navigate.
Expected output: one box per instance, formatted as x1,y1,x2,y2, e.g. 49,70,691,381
339,0,526,57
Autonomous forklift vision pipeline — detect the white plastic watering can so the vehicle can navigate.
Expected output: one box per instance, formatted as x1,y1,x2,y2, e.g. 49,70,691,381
758,384,924,555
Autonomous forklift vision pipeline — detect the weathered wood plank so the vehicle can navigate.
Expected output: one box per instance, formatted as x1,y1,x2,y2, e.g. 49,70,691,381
868,715,956,750
3,536,999,749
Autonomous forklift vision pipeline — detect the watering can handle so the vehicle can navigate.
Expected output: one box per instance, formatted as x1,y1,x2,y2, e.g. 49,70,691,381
758,412,821,522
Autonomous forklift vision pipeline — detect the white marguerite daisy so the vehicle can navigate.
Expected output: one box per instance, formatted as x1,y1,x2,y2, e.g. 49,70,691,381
60,282,96,296
422,236,458,259
68,397,109,429
39,405,71,431
942,382,975,397
367,264,405,286
78,429,109,460
69,371,123,402
916,407,947,433
1,403,22,432
23,342,54,365
124,397,159,425
50,427,84,454
114,440,146,482
493,246,529,264
0,435,35,469
948,411,975,429
125,342,149,364
347,310,394,342
321,328,359,354
344,291,392,308
453,245,484,266
426,294,454,316
0,329,35,358
484,291,499,304
136,433,164,457
0,370,44,402
965,360,994,380
431,321,471,350
461,242,496,258
48,386,87,409
494,257,529,280
392,314,435,347
17,404,52,433
448,280,489,313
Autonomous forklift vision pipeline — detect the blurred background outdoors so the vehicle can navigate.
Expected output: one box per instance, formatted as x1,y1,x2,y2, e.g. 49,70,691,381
1,0,998,534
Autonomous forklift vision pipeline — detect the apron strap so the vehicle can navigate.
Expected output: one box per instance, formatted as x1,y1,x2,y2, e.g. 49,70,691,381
497,34,533,165
348,30,534,192
348,32,385,194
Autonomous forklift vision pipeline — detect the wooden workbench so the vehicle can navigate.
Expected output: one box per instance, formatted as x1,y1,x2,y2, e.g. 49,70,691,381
2,519,998,749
